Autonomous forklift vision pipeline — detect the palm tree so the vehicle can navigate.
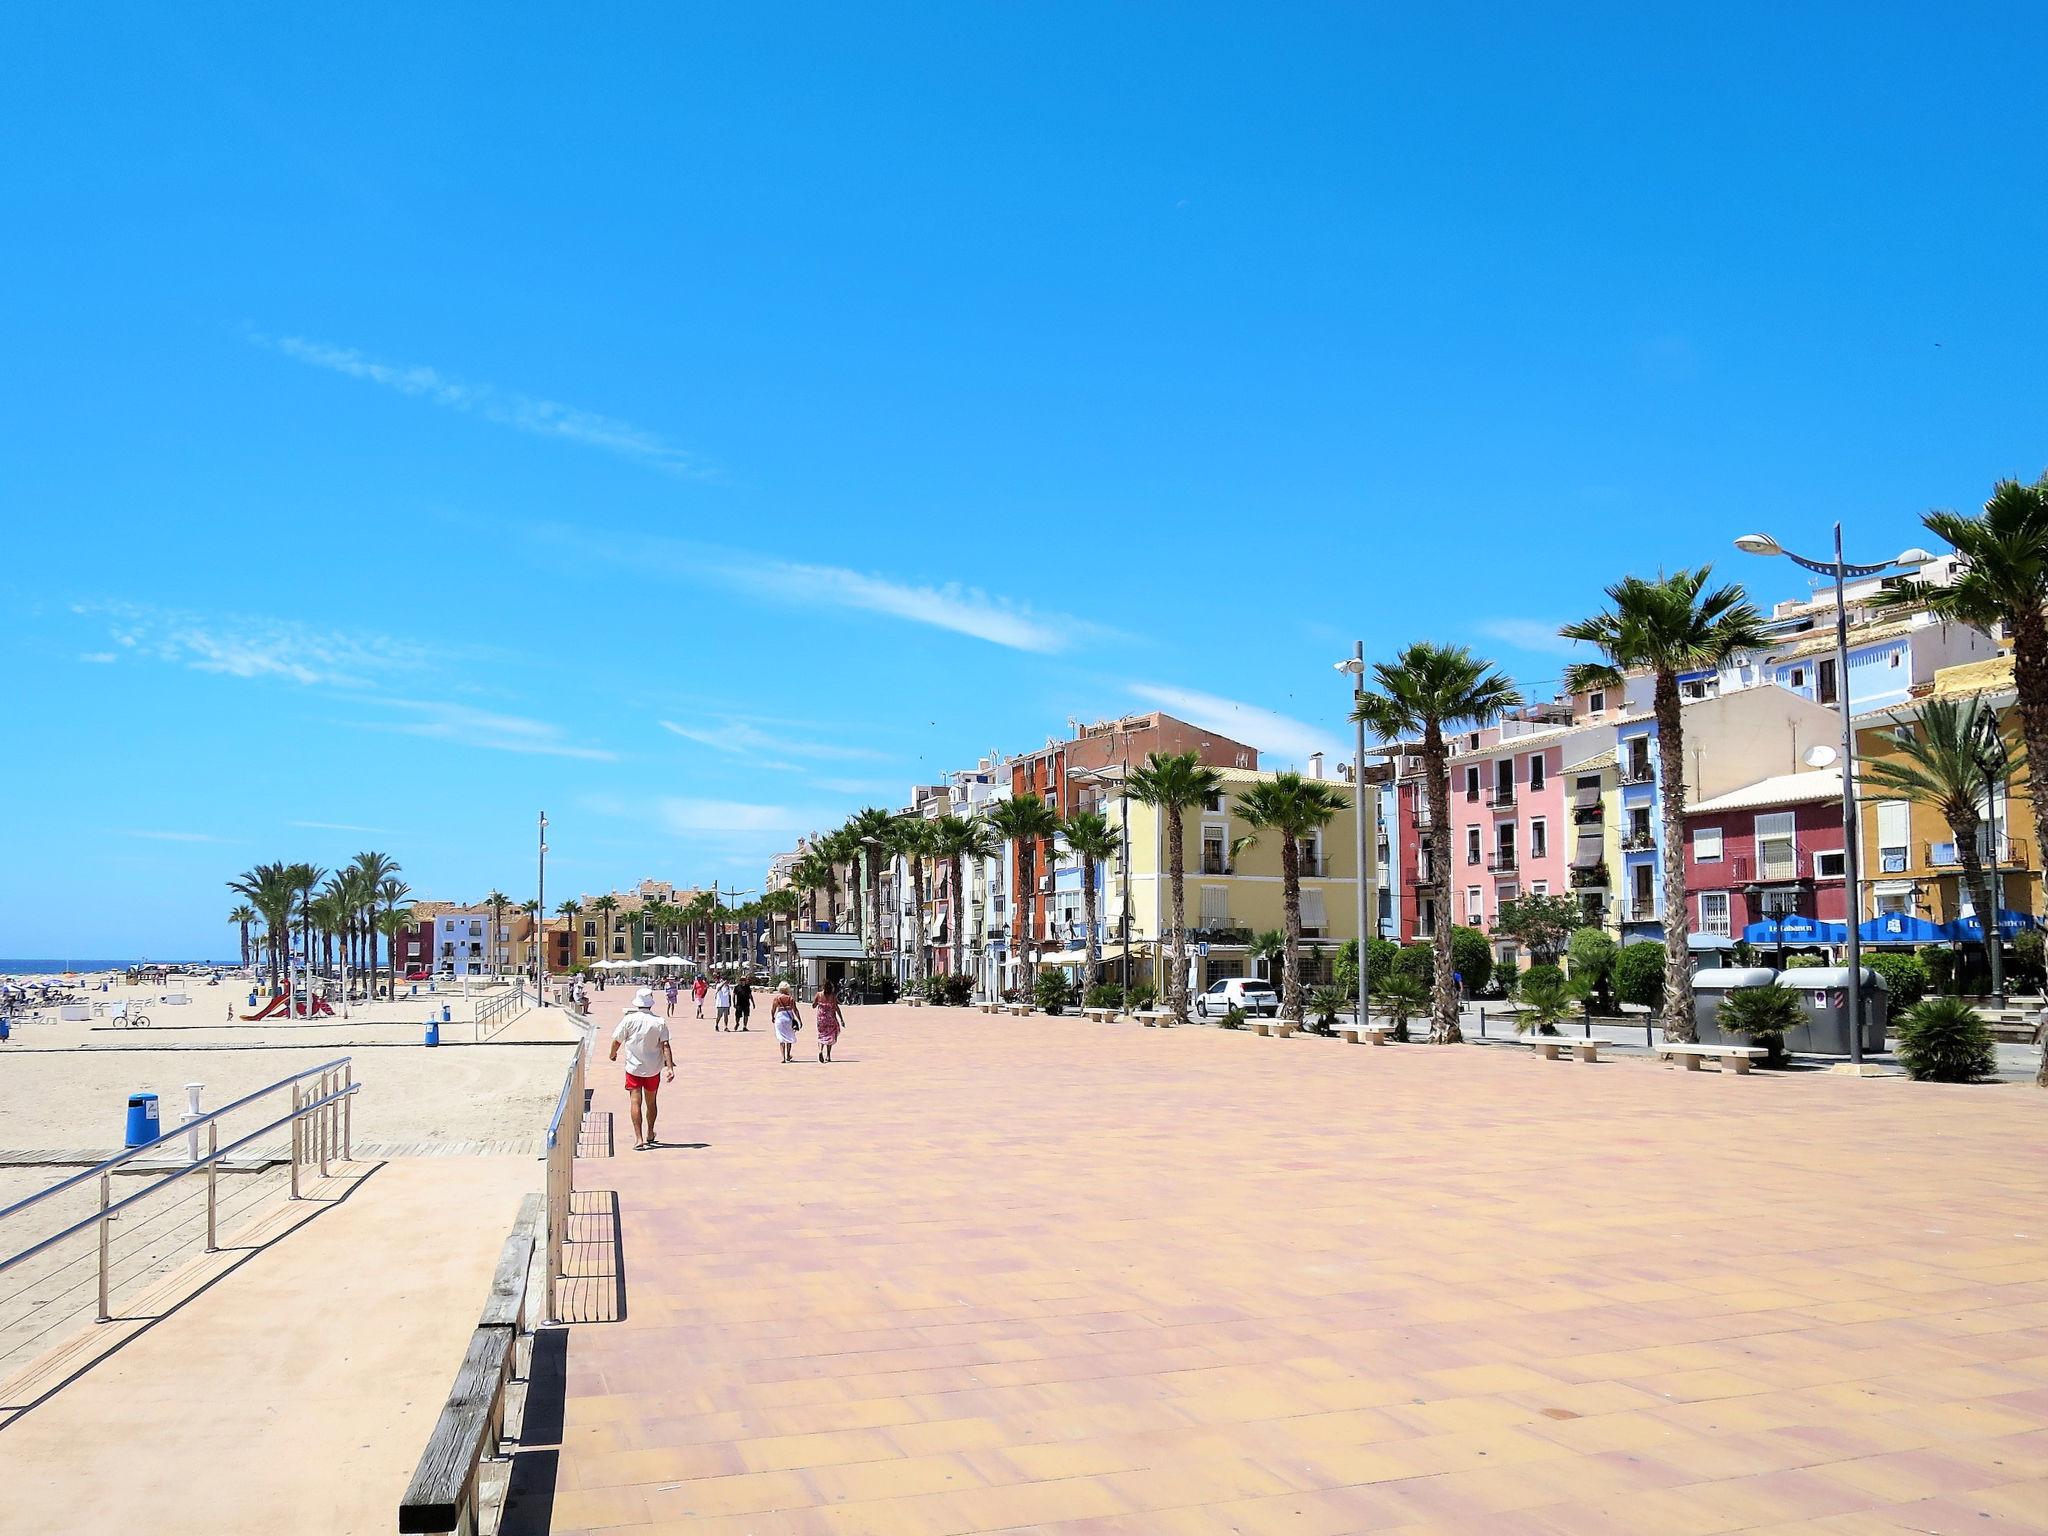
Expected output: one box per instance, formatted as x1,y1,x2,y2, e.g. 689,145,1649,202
816,829,860,933
843,807,900,963
520,898,542,979
1126,752,1225,1023
1354,643,1522,1043
1248,929,1285,984
681,889,718,968
789,852,833,934
984,793,1061,997
228,904,258,971
1561,569,1766,1043
1058,810,1122,984
760,889,800,976
1230,772,1349,1025
376,875,411,999
1873,474,2048,887
591,894,620,967
931,815,998,980
1863,696,2024,991
228,863,296,991
286,863,325,1007
378,905,413,986
885,816,941,982
352,852,404,998
641,898,671,964
483,890,510,976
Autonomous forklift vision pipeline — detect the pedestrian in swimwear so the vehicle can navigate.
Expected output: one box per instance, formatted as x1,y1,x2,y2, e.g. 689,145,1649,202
813,978,846,1063
771,983,804,1064
608,987,674,1150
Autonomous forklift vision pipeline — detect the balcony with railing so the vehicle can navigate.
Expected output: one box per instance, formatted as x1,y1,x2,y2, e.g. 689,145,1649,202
1928,836,2031,868
1489,787,1517,809
1405,865,1438,886
1569,863,1608,888
1619,761,1655,785
1486,851,1518,875
1573,804,1604,825
1621,830,1657,852
1618,899,1658,923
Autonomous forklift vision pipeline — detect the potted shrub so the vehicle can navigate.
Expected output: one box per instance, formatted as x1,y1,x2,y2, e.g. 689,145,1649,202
1375,972,1427,1042
1033,971,1072,1016
1714,983,1804,1067
1083,982,1123,1012
1308,986,1347,1035
1124,979,1158,1012
1219,1004,1247,1030
1896,996,1998,1082
1513,967,1584,1037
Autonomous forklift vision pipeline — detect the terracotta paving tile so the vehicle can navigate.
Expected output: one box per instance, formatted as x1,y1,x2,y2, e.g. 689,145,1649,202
542,998,2048,1533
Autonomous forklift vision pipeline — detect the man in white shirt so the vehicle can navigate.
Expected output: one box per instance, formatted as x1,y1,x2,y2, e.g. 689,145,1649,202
608,987,674,1150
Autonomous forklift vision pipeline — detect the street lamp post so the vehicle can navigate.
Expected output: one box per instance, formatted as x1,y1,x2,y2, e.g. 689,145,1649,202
1335,645,1372,1029
1976,713,2010,1003
536,812,549,1007
1734,527,1933,1072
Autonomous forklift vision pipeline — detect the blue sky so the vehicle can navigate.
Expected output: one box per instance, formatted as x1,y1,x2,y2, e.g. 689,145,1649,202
3,3,2043,958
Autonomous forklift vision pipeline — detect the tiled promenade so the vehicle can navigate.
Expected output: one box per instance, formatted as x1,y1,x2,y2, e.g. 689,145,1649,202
551,998,2048,1534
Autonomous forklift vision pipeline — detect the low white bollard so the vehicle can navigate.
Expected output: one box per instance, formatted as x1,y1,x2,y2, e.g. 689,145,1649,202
182,1082,206,1162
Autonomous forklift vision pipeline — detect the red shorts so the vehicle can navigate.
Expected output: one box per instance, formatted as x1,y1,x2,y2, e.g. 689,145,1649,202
625,1073,661,1093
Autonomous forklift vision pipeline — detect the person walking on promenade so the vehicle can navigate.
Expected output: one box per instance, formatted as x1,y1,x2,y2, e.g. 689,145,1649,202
608,987,674,1151
732,976,754,1031
770,983,804,1063
692,973,709,1019
664,978,680,1017
714,976,734,1029
813,978,846,1063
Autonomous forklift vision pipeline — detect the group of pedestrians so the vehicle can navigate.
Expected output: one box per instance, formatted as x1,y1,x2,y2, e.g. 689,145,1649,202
662,973,756,1029
609,977,850,1150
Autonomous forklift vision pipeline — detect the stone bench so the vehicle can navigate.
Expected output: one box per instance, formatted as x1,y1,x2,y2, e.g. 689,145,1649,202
1527,1037,1603,1063
1340,1025,1393,1046
905,996,923,1007
1082,1006,1118,1023
1134,1009,1172,1028
977,1001,999,1014
1656,1042,1768,1074
1003,1002,1034,1017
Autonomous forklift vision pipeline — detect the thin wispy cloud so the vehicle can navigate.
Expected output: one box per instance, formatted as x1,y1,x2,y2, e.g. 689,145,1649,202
657,797,815,834
78,652,117,664
1475,618,1582,658
1127,682,1343,767
659,718,889,762
364,700,617,761
122,829,232,844
290,820,393,834
257,334,709,479
77,600,431,689
811,776,905,797
731,559,1072,652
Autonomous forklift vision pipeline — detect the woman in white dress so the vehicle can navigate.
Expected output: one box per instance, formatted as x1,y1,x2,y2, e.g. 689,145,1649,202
770,984,804,1064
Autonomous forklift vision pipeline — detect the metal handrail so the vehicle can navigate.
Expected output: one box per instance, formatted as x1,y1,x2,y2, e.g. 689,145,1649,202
0,1059,357,1326
0,1056,356,1226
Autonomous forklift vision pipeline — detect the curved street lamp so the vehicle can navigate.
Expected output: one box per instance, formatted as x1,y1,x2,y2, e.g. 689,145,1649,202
1734,526,1933,1071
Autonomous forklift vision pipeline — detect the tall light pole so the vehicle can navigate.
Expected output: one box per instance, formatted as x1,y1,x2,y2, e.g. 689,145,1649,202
1335,644,1371,1028
1734,528,1933,1071
1976,711,2010,1004
536,811,549,1006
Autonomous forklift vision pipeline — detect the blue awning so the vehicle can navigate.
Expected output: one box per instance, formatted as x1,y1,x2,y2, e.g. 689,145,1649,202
1943,909,2040,941
1744,915,1847,944
1857,912,1947,945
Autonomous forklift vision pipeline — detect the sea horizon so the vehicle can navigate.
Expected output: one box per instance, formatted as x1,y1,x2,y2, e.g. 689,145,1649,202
0,959,235,975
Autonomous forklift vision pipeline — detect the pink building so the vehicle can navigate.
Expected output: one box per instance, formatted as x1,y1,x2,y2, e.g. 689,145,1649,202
1447,721,1574,967
1683,769,1848,947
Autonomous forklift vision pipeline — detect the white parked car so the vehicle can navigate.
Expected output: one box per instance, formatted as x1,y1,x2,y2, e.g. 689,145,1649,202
1195,977,1280,1018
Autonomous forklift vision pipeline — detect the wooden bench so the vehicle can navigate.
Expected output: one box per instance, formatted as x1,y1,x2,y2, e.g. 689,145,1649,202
1527,1037,1603,1063
1656,1042,1768,1074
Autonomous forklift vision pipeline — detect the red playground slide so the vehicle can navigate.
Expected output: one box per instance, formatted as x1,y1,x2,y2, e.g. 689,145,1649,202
240,985,335,1020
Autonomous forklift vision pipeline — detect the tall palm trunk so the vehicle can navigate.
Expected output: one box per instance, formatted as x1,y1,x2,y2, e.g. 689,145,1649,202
1425,721,1461,1042
1165,807,1189,1021
1279,833,1304,1024
1653,672,1696,1041
1081,860,1101,982
865,850,884,964
951,853,968,976
1951,806,2000,984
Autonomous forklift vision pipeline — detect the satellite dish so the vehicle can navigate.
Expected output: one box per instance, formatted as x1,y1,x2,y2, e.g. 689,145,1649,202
1803,744,1838,769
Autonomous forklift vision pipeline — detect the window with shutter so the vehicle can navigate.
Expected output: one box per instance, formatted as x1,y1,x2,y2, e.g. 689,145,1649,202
1876,800,1910,872
1755,812,1796,880
1199,886,1230,928
1693,826,1723,863
1299,888,1327,931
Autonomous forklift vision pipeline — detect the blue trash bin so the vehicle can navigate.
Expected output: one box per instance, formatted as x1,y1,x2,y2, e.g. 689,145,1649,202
440,1004,452,1024
125,1092,161,1147
424,1019,440,1047
0,1017,11,1042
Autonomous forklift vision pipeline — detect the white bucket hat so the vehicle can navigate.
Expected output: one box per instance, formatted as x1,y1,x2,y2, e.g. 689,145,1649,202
632,987,655,1009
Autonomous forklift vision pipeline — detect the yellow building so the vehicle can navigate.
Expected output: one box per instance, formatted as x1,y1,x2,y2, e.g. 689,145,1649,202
1853,657,2036,930
1103,765,1382,990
